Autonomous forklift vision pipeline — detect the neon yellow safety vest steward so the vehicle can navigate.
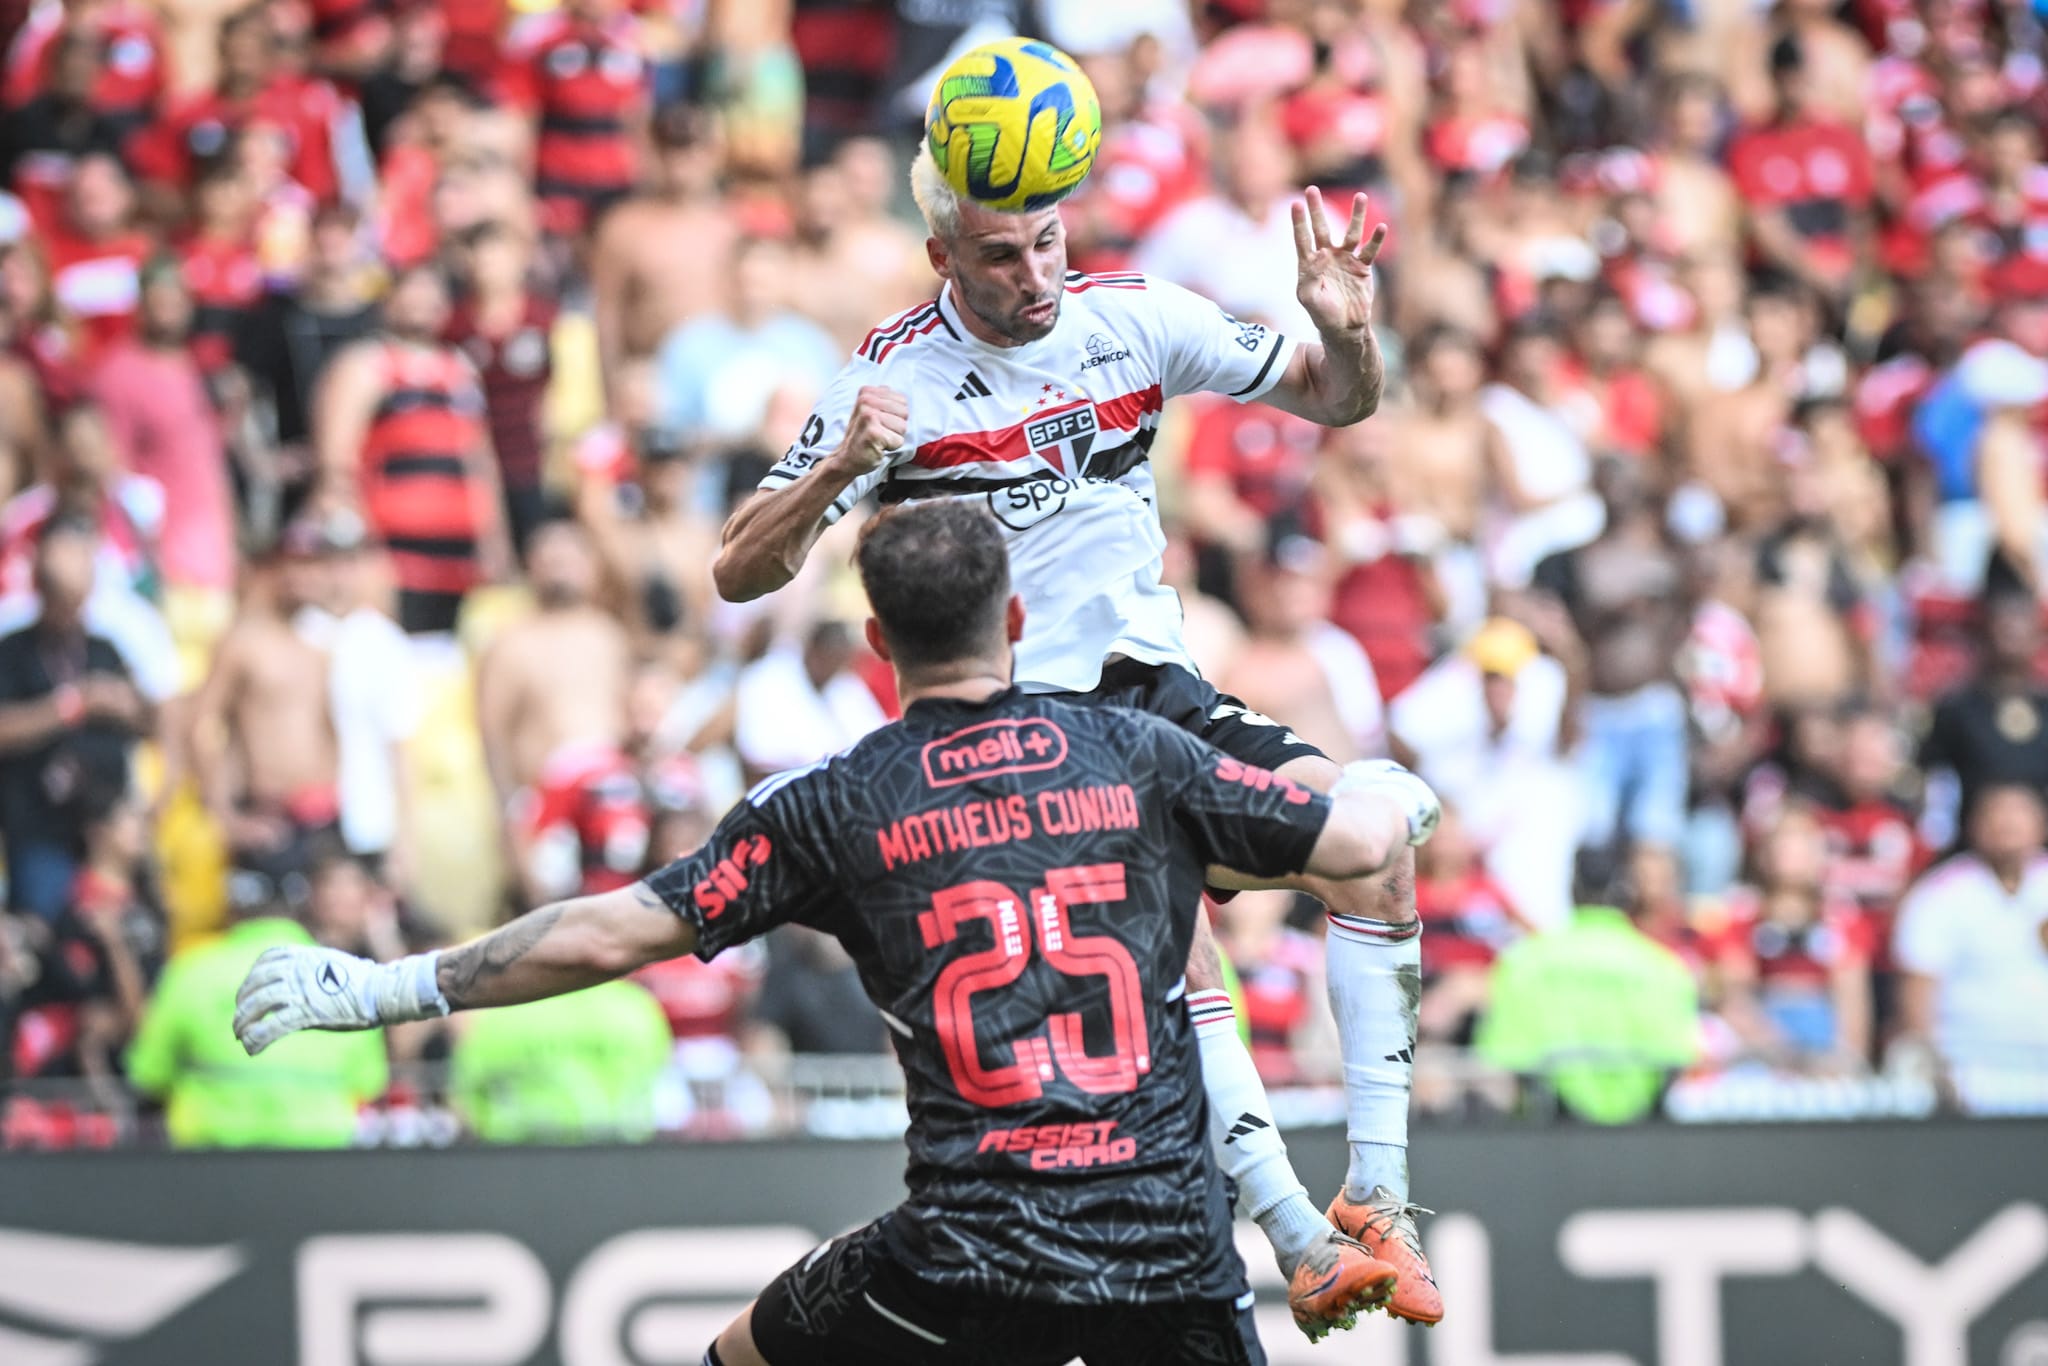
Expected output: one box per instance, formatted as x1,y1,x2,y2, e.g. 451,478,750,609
127,918,388,1148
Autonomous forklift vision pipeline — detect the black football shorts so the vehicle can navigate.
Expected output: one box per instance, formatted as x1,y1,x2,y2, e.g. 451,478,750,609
1060,658,1330,775
747,1216,1266,1366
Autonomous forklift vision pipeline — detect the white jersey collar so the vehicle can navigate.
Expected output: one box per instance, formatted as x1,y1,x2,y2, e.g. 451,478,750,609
938,282,1066,359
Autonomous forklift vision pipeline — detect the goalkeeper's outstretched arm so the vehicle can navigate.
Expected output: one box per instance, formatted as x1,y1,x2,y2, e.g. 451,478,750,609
232,883,697,1056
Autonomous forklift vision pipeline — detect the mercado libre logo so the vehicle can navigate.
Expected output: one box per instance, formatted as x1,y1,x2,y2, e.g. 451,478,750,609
922,718,1069,788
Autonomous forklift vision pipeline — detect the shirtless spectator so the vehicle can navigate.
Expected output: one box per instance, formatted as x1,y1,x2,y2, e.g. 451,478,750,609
1219,531,1385,766
1651,75,1743,261
589,103,734,416
313,262,511,636
1533,457,1692,852
577,419,718,643
1752,424,1876,711
444,219,555,560
189,529,343,876
476,516,630,818
1396,324,1498,628
785,146,929,355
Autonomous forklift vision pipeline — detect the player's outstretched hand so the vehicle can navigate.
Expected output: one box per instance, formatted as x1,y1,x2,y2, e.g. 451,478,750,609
1335,759,1441,847
233,944,444,1055
836,385,911,474
1292,186,1388,336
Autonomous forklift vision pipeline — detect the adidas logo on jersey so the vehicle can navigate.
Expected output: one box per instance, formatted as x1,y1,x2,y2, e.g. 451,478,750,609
953,371,992,400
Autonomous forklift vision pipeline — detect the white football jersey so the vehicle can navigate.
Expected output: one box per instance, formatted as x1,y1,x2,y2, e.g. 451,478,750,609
761,271,1298,692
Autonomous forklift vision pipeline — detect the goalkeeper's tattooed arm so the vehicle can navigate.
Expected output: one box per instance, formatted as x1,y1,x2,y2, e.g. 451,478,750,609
233,883,697,1054
435,886,696,1010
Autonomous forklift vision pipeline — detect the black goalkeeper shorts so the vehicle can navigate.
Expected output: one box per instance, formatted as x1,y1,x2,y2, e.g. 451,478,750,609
1058,658,1330,775
747,1217,1266,1366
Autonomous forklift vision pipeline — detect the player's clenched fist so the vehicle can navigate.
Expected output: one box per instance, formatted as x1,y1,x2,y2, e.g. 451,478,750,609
836,385,910,473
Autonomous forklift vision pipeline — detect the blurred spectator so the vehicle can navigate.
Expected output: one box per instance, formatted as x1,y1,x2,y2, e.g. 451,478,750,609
42,152,149,361
652,234,839,454
786,140,931,355
477,516,630,836
444,219,555,559
449,980,670,1142
1920,587,2048,842
496,0,651,241
1477,845,1701,1123
576,413,720,642
129,4,340,215
90,258,236,603
1217,531,1382,764
304,838,408,959
1135,111,1315,338
1312,417,1444,699
1752,423,1876,711
280,511,419,871
732,618,885,780
2,0,165,142
189,525,346,874
1532,457,1689,852
1387,324,1493,630
1727,37,1873,304
1894,784,2048,1113
1391,614,1581,928
0,515,148,919
1481,318,1605,586
313,261,511,635
2,26,129,230
126,866,387,1146
9,777,163,1089
1414,804,1529,1047
1706,806,1874,1071
236,201,377,464
590,103,735,417
1178,391,1322,604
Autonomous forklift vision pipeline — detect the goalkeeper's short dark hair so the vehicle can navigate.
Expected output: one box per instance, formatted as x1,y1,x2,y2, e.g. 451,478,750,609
856,500,1012,668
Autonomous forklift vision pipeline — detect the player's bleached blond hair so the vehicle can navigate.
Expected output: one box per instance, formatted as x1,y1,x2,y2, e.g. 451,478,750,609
910,144,963,241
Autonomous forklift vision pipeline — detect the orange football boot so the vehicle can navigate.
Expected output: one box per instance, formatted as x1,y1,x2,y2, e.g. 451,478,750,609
1286,1231,1399,1342
1327,1187,1443,1326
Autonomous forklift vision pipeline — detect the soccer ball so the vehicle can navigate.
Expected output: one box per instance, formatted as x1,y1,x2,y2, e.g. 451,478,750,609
924,38,1102,213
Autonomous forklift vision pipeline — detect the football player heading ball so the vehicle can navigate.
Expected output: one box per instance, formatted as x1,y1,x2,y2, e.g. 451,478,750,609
709,36,1443,1339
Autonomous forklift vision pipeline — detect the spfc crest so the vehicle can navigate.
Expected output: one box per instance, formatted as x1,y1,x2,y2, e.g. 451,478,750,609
1024,399,1097,476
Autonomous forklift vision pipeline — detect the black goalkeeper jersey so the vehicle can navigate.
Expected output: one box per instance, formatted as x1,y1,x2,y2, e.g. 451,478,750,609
647,687,1332,1307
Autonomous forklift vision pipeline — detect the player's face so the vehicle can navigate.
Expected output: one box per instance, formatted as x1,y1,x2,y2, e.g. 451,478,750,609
942,203,1067,345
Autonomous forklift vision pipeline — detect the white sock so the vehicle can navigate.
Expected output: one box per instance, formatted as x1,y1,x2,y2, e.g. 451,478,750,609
1190,988,1329,1277
1325,914,1421,1202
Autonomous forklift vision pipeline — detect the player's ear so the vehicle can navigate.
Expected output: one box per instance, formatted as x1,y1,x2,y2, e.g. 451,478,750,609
1006,594,1025,643
864,616,893,663
926,236,952,282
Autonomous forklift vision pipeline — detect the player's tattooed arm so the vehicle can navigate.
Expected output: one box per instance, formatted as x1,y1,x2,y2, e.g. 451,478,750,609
435,884,697,1010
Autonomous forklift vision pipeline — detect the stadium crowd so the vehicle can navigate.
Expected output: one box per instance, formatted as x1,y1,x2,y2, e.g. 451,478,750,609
1,0,2047,1147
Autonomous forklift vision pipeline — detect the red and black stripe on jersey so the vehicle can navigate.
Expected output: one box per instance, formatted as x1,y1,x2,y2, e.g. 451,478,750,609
857,299,954,363
504,15,646,235
647,689,1330,1306
360,343,489,595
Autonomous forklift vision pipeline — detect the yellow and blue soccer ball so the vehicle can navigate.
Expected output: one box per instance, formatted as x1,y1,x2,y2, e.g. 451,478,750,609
924,37,1102,212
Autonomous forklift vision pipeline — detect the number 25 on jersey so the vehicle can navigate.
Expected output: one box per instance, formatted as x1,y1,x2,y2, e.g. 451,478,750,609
919,862,1151,1108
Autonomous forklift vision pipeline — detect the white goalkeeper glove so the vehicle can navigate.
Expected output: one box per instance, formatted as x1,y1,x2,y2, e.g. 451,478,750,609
232,945,450,1056
1334,759,1442,847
